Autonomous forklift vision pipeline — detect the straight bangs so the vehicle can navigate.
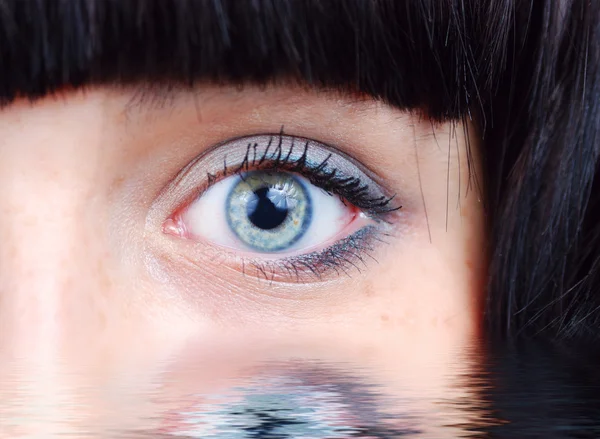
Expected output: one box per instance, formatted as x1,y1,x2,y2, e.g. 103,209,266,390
0,0,512,121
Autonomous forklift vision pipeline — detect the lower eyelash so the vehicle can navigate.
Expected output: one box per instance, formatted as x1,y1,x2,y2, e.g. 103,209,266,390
243,226,388,283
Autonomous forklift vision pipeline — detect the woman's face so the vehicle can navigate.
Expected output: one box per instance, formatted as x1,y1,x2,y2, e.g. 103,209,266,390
0,85,486,434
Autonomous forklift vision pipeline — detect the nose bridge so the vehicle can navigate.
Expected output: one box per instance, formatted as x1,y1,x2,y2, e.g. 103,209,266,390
0,156,105,363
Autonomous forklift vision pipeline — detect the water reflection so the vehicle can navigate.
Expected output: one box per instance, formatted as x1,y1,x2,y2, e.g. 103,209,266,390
474,341,600,438
156,362,423,438
3,340,600,438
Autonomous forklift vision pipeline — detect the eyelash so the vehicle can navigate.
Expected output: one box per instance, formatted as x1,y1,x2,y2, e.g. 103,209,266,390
172,132,400,282
244,227,392,283
207,132,400,218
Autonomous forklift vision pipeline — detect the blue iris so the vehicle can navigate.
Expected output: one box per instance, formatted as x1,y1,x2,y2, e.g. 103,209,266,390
225,172,313,252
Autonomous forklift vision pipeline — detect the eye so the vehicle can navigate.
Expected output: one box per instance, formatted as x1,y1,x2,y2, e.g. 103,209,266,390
179,170,360,254
161,133,400,280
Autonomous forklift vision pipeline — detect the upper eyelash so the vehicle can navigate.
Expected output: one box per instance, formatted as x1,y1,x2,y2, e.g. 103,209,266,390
206,132,401,217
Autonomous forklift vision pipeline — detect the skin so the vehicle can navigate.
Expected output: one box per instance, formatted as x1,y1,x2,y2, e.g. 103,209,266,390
0,85,487,437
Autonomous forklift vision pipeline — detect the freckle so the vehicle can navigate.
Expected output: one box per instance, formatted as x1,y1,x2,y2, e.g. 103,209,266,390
7,242,17,260
380,314,389,322
363,281,375,297
110,175,126,192
97,259,112,293
396,315,407,326
98,310,107,331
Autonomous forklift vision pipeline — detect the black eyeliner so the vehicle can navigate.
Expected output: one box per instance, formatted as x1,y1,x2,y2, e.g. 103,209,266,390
209,134,401,218
248,227,382,283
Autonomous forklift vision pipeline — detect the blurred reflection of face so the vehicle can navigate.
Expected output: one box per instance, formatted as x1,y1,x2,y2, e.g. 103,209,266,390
0,85,486,436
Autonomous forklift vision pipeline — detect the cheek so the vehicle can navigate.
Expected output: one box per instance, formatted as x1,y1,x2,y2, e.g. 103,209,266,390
369,253,478,327
340,212,485,347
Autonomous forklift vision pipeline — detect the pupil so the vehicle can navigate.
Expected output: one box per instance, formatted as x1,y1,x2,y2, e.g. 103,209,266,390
247,187,289,230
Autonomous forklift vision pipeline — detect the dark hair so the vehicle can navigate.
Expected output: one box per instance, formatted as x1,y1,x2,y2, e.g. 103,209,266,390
0,0,597,340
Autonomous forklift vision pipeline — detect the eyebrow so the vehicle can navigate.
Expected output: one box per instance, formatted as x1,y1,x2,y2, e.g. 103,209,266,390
0,0,507,121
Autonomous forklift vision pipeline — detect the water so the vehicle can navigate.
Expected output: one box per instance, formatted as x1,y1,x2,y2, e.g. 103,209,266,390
2,340,600,438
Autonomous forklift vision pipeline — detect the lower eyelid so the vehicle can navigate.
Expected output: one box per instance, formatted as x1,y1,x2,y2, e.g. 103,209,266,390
238,225,385,283
167,222,387,286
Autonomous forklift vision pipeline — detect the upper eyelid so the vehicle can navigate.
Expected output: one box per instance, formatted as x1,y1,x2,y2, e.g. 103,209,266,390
165,134,398,215
194,134,388,194
205,133,390,184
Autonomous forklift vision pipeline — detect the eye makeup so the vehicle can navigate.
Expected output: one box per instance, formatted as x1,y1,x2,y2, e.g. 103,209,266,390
151,132,402,283
167,132,400,218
